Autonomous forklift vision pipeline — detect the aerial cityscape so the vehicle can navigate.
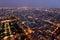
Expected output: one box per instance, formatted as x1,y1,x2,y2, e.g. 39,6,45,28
0,8,60,40
0,0,60,40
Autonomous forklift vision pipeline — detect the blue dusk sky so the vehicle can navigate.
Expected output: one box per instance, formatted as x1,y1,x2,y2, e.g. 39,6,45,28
0,0,60,8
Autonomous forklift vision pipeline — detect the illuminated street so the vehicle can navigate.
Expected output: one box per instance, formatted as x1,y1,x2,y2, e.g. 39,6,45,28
0,8,60,40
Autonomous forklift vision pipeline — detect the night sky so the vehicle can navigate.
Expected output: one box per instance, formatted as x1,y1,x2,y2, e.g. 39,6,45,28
0,0,60,8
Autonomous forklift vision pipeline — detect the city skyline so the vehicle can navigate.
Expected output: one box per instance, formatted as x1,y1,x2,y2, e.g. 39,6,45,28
0,0,60,8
